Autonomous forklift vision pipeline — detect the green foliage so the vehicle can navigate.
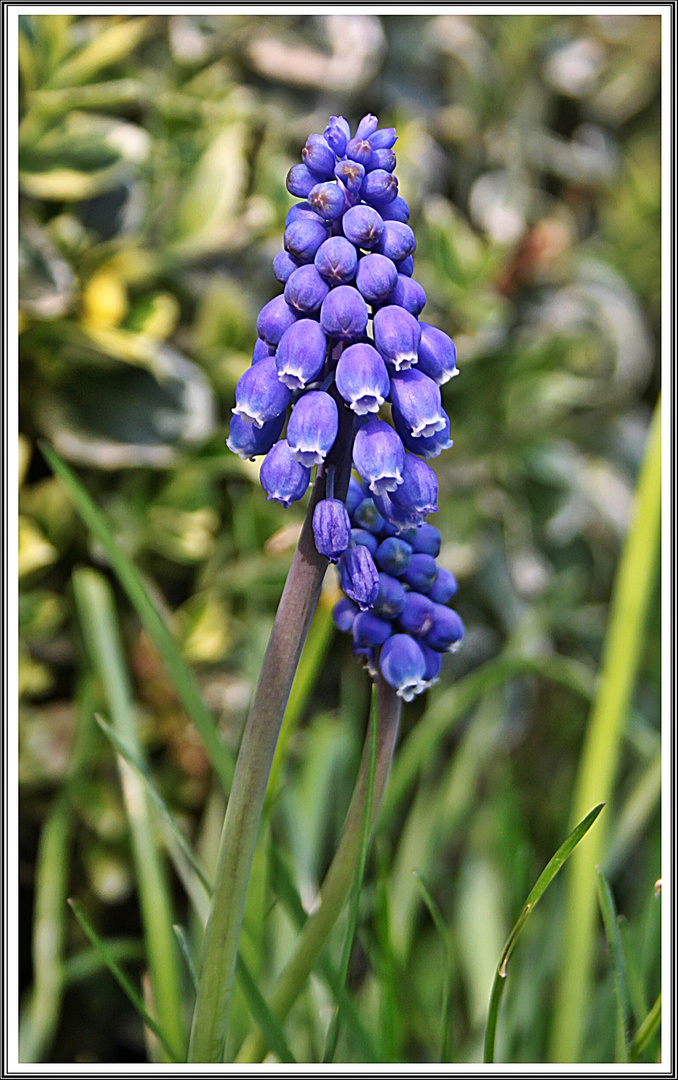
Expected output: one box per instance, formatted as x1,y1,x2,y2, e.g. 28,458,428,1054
19,13,661,1065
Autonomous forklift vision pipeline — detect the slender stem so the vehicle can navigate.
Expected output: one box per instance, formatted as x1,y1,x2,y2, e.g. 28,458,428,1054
188,392,354,1063
550,397,661,1062
236,675,402,1064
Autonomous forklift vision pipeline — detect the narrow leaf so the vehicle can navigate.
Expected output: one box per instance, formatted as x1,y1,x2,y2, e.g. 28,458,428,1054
629,994,661,1061
413,870,452,1061
595,866,630,1061
484,803,604,1063
173,925,198,994
42,443,233,792
235,957,296,1065
67,899,179,1063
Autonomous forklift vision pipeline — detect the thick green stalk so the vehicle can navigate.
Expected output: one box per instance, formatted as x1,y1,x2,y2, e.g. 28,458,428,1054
236,675,402,1064
551,398,661,1062
188,392,354,1063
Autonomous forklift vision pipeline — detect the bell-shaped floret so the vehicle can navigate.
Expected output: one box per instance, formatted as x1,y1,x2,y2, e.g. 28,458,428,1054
353,419,405,496
415,322,458,385
389,368,447,440
286,390,338,466
275,319,327,390
260,441,310,506
379,634,427,701
373,305,421,371
312,497,351,562
335,343,390,416
423,605,465,652
226,412,285,461
234,355,292,427
390,453,439,518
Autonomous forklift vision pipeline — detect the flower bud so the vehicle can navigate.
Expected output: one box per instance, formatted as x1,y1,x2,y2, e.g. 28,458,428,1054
423,605,465,652
353,496,386,534
356,113,379,140
416,323,458,385
284,218,328,263
390,453,439,518
360,169,398,206
399,592,436,636
373,305,421,371
345,137,373,167
356,253,398,304
374,222,416,263
380,196,410,223
275,319,327,390
286,202,325,227
333,596,359,632
287,390,338,465
313,498,351,561
411,523,441,557
335,342,390,416
334,160,365,195
421,642,443,685
367,148,396,173
346,475,366,515
340,545,380,610
260,441,310,506
370,127,397,150
342,205,384,249
428,567,458,604
287,163,322,199
301,137,336,178
402,553,439,593
273,249,300,284
314,237,358,284
226,412,285,460
372,572,407,618
379,634,427,701
353,419,405,496
308,181,346,221
284,264,330,314
386,275,426,316
234,355,292,427
257,294,299,346
374,536,412,577
251,338,275,364
353,610,392,648
351,527,378,555
389,369,447,439
324,115,351,156
320,285,368,341
397,254,414,276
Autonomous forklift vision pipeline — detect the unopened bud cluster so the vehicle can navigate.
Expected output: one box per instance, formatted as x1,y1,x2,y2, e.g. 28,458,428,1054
227,113,462,699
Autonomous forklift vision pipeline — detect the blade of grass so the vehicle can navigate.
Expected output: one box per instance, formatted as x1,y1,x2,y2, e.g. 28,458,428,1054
173,925,198,994
484,802,604,1064
94,711,293,1057
551,398,661,1062
382,652,595,832
72,567,184,1061
42,443,234,793
595,866,630,1062
629,994,661,1061
62,939,145,985
322,684,379,1063
618,916,648,1026
269,846,379,1064
67,899,179,1063
18,797,70,1063
413,871,453,1062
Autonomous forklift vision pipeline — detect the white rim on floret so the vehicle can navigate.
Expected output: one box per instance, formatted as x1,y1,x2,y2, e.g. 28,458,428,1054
232,405,265,428
410,414,447,439
397,676,428,702
289,446,326,467
367,471,404,496
351,391,386,415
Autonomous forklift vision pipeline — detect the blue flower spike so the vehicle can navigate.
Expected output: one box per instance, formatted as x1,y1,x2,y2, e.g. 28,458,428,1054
226,111,462,700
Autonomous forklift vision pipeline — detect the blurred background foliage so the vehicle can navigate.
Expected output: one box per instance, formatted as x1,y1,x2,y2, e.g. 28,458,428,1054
18,12,661,1064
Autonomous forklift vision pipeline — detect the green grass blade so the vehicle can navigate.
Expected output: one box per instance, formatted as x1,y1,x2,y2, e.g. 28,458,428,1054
73,567,184,1060
67,900,179,1063
18,797,70,1062
62,939,145,985
173,925,198,994
322,684,379,1063
413,870,452,1061
94,712,213,897
382,652,595,831
595,867,630,1062
551,398,661,1062
268,846,379,1064
629,994,661,1061
234,957,296,1064
43,443,234,793
484,802,604,1063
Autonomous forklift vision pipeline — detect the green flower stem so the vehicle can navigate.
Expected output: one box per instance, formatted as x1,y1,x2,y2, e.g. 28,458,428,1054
188,392,354,1063
235,674,402,1064
551,397,661,1062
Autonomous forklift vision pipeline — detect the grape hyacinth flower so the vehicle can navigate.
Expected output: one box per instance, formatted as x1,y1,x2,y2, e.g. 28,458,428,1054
198,112,464,1063
226,110,464,704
